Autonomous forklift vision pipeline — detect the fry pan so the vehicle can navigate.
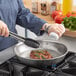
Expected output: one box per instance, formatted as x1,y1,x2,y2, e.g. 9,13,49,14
14,40,68,67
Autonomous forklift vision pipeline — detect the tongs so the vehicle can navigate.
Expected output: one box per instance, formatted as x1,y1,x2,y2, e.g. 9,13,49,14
9,24,65,48
9,31,40,48
9,31,59,48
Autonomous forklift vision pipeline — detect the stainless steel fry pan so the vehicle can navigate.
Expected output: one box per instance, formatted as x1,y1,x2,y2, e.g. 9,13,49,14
14,40,68,67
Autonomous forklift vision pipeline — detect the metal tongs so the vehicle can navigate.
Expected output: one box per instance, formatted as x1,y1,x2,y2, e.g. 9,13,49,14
9,31,60,48
9,24,65,48
9,31,40,48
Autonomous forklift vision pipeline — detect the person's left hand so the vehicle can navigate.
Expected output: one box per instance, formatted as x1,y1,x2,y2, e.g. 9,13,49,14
42,23,65,37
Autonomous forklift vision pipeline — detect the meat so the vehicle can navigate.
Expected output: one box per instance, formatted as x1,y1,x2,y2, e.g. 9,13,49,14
30,50,53,59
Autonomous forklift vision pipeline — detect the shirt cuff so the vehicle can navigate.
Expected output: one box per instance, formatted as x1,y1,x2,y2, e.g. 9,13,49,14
36,20,47,36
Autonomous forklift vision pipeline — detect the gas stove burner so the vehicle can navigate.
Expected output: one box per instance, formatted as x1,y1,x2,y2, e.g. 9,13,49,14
62,68,76,76
0,52,76,76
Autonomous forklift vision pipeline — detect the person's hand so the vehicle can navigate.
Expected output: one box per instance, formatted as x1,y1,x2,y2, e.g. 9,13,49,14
0,20,9,37
42,23,65,37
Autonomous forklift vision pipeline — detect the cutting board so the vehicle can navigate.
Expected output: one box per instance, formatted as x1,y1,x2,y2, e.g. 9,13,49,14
64,29,76,38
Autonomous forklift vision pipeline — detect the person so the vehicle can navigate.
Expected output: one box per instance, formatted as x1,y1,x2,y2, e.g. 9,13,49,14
0,0,65,51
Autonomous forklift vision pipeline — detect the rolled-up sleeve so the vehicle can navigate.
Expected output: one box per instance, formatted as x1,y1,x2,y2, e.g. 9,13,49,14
16,0,47,35
0,17,1,20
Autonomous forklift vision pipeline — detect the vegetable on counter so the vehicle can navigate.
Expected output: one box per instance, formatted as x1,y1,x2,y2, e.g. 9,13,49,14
66,11,76,17
62,16,76,31
51,10,76,31
51,10,62,20
55,15,65,24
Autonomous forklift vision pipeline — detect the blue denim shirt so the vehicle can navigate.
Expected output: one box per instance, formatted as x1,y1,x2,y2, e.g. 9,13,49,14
0,0,46,51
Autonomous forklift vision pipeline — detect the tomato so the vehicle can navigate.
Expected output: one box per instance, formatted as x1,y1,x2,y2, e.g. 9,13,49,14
66,12,72,17
51,11,62,20
71,14,76,17
66,11,76,17
55,15,65,24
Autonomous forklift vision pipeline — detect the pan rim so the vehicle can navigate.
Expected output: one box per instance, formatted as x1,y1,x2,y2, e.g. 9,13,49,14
14,42,68,61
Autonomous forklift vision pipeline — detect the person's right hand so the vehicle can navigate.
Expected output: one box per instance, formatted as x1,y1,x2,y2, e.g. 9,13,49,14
0,20,9,37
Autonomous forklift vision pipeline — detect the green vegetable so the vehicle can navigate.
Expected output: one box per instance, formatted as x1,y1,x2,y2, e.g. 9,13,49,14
36,50,45,54
34,53,40,58
41,55,46,59
62,16,76,31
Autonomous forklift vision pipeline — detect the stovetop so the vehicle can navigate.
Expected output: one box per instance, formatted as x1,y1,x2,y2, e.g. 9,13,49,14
0,52,76,76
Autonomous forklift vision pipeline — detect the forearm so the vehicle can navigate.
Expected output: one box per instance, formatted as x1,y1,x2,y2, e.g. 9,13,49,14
16,0,47,35
0,17,1,20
